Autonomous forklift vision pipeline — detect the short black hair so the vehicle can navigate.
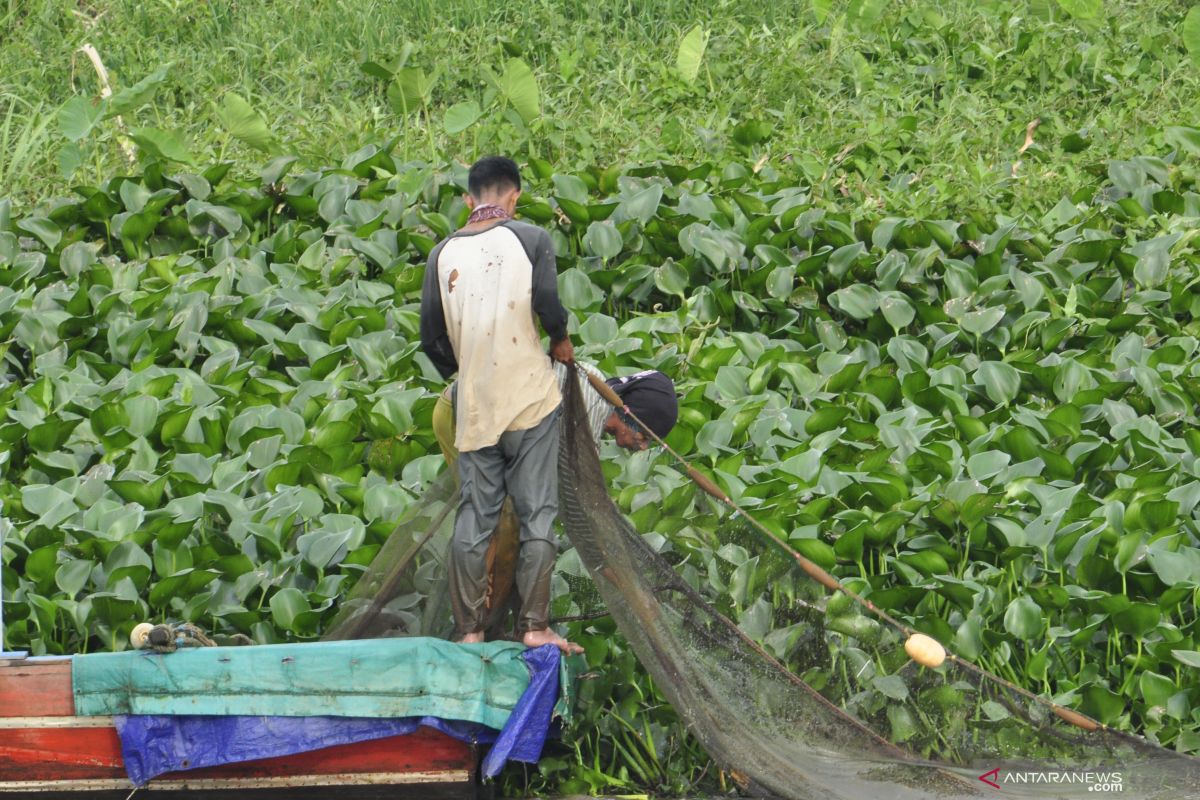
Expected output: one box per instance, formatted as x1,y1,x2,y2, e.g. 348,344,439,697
468,156,521,197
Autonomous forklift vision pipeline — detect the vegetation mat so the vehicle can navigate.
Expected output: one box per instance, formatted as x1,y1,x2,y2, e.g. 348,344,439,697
4,141,1200,793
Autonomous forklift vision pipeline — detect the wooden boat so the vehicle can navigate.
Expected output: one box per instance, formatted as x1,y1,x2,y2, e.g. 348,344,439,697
0,654,480,798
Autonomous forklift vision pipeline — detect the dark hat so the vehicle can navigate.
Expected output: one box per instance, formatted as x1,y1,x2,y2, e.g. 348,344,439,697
605,370,678,439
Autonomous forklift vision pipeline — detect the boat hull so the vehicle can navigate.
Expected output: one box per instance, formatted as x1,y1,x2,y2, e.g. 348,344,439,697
0,658,479,798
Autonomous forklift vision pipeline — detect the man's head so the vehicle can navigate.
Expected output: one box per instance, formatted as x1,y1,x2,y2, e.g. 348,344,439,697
602,371,679,452
466,156,521,215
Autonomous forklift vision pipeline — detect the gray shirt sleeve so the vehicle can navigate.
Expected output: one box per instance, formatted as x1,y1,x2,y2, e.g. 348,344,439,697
419,240,458,379
505,221,569,343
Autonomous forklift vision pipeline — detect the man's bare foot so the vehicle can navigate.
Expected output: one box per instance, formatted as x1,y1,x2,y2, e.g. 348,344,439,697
522,628,583,655
458,631,485,645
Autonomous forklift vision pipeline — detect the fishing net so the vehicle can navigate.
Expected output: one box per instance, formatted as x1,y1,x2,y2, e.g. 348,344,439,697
328,371,1200,799
554,372,1200,799
323,471,458,641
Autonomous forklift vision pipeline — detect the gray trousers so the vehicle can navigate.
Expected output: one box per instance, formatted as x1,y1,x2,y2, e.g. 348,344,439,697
449,406,560,634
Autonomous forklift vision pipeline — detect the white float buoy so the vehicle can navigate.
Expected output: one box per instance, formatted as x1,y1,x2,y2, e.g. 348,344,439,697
905,633,946,668
130,622,154,650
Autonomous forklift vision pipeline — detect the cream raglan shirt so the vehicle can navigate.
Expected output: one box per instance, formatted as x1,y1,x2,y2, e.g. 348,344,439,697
419,219,569,453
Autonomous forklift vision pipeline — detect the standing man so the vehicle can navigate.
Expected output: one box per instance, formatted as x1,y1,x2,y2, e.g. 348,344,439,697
420,156,580,654
431,363,679,640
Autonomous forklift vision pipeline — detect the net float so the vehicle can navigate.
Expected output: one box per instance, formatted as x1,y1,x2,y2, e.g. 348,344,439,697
130,622,154,650
905,633,946,668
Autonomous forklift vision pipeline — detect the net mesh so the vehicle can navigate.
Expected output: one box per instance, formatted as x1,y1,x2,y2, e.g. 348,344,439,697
328,372,1200,799
323,471,457,641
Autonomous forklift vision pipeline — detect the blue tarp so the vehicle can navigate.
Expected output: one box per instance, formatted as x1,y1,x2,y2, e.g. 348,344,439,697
482,642,560,776
114,645,562,786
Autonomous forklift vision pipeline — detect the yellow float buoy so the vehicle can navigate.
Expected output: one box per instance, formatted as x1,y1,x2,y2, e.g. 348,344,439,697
905,633,946,668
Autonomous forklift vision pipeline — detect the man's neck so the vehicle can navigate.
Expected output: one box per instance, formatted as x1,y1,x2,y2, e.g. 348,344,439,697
462,197,512,232
460,218,506,233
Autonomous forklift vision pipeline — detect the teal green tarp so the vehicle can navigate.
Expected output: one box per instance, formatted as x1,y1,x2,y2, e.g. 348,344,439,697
73,638,531,730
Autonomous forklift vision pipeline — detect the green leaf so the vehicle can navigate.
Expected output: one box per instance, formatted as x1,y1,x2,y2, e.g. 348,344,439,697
443,100,482,134
313,420,358,449
56,559,92,596
713,366,753,403
129,127,195,163
269,587,310,632
1166,125,1200,156
954,615,983,660
1004,595,1043,639
1114,532,1144,575
619,185,663,225
359,58,396,80
833,525,865,562
1140,672,1176,708
829,284,879,320
1172,649,1200,668
675,25,708,84
558,268,602,310
805,406,850,435
873,673,908,701
878,292,914,331
108,475,168,507
58,96,104,141
553,174,589,205
216,92,276,152
60,241,97,276
498,59,540,124
899,550,949,576
1128,235,1178,289
811,0,832,23
967,451,1010,482
961,306,1004,335
556,197,589,224
847,0,890,29
578,314,618,345
388,68,434,115
655,260,689,299
298,529,355,569
975,361,1020,406
1056,0,1101,19
1147,545,1200,587
22,484,76,528
1141,499,1179,531
1113,603,1160,638
59,142,84,179
791,538,836,571
696,418,734,454
732,120,773,148
369,387,423,436
108,64,171,115
583,222,623,260
16,216,62,250
1082,685,1125,726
